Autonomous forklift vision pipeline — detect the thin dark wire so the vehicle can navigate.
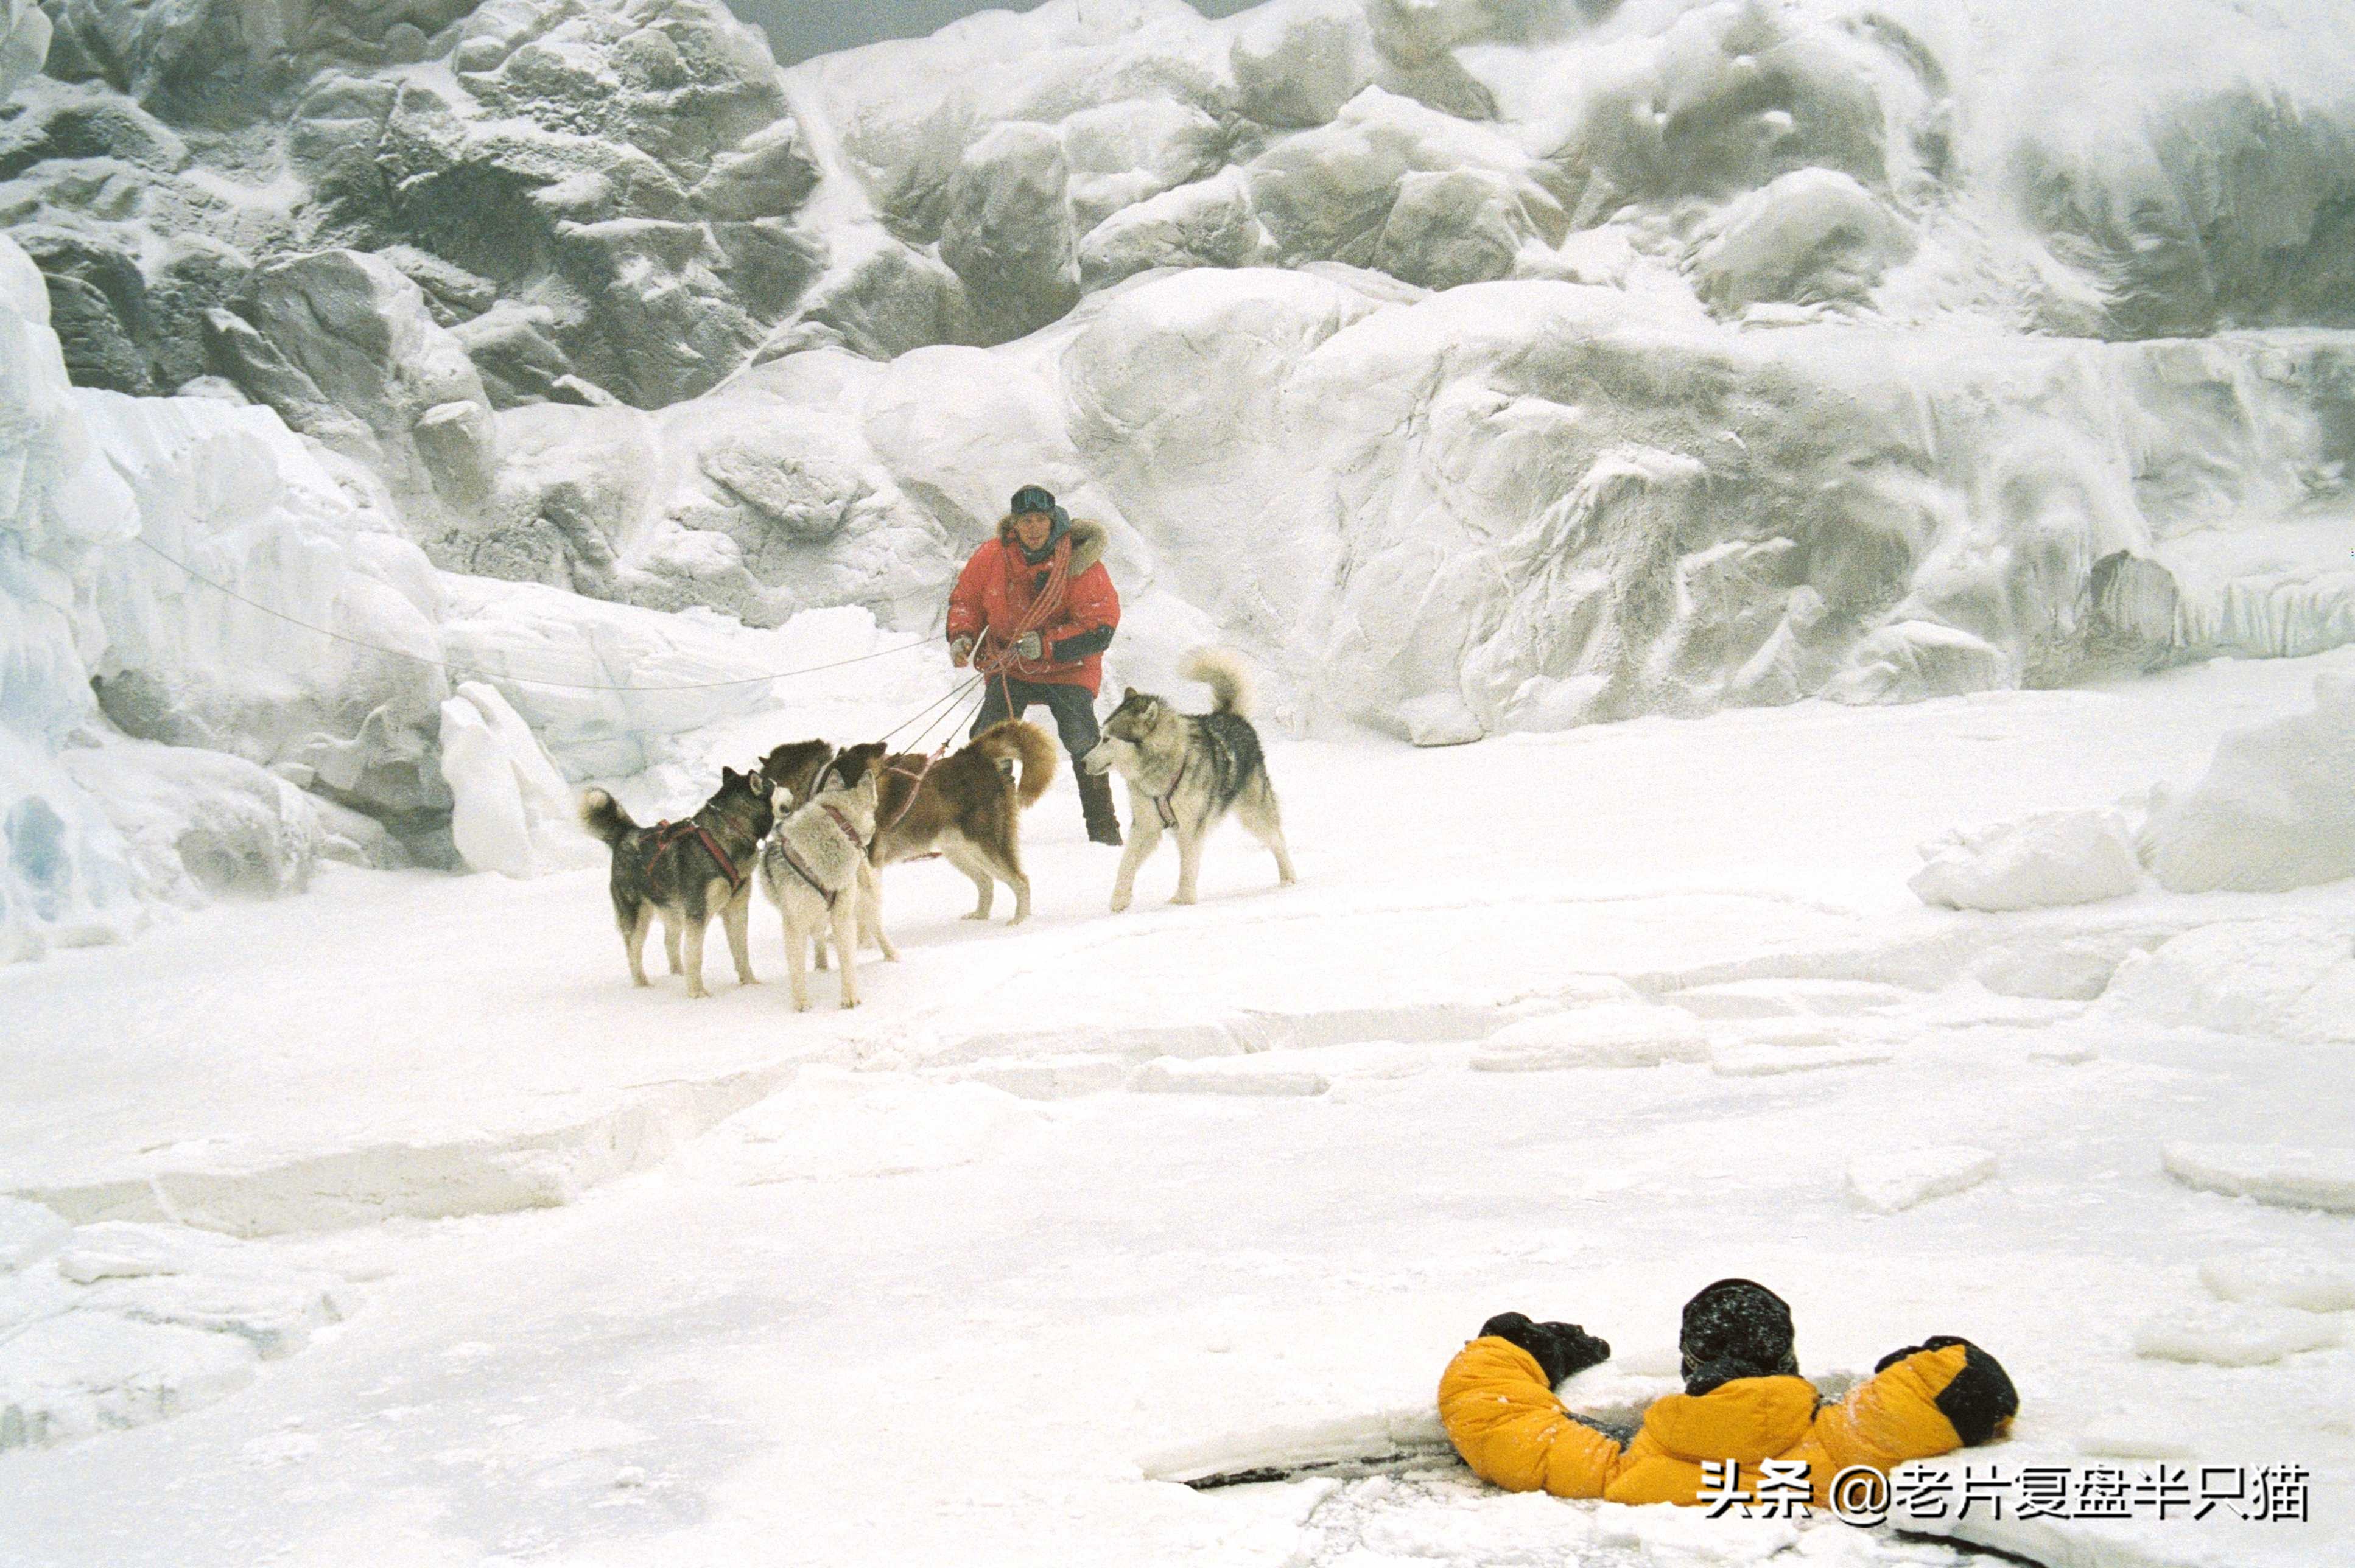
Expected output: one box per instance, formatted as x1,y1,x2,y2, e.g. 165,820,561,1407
907,677,985,755
877,674,984,747
129,533,935,693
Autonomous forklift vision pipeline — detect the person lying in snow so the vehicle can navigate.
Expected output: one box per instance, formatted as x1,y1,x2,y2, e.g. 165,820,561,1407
1439,1279,2017,1506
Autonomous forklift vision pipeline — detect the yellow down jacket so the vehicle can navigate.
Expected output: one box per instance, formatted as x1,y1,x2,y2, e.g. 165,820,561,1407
1438,1335,2006,1507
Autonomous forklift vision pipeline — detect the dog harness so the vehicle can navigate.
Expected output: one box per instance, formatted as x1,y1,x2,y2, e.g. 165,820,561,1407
771,838,840,909
773,800,874,911
1150,755,1191,831
876,746,947,838
648,819,744,894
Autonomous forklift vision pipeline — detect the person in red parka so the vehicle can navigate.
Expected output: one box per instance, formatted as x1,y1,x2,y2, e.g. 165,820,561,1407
947,484,1124,845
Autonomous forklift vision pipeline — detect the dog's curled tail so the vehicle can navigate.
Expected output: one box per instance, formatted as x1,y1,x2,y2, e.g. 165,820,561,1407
1183,646,1255,719
974,719,1059,809
578,788,638,847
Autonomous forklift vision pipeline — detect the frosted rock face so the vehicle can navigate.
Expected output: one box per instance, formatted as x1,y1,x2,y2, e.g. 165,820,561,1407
462,388,955,631
214,250,496,517
18,0,813,409
0,0,48,98
5,0,2353,734
449,255,2355,739
1911,808,2144,912
1690,169,1912,315
75,388,451,816
2144,676,2355,894
1079,167,1276,287
2,234,146,959
941,122,1082,346
433,578,869,780
438,681,600,880
59,740,324,903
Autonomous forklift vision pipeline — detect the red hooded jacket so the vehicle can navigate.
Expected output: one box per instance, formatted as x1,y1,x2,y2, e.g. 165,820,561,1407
946,515,1119,695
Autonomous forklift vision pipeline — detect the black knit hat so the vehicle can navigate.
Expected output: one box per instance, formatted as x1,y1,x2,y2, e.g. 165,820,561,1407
1679,1279,1797,1393
1010,484,1058,517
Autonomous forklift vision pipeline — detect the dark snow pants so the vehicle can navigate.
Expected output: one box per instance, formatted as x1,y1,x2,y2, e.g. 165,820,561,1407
972,677,1100,763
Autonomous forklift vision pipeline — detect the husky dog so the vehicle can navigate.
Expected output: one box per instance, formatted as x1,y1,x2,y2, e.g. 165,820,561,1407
761,742,888,1011
756,738,837,813
865,719,1058,929
580,766,774,997
1083,648,1297,912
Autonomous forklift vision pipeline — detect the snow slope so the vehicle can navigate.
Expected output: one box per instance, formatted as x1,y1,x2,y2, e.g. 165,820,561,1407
2,649,2350,1566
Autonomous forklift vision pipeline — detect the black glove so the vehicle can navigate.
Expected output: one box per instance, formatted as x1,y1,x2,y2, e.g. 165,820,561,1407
1872,1335,2018,1446
1481,1312,1612,1387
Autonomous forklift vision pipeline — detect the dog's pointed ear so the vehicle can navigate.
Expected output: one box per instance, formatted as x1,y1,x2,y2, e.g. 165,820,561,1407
1123,686,1139,702
721,766,741,785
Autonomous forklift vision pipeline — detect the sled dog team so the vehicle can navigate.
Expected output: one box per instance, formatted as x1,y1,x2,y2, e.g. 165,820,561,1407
578,648,1297,1010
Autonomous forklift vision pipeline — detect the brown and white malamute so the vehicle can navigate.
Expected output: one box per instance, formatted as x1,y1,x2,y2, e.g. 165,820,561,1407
841,719,1057,943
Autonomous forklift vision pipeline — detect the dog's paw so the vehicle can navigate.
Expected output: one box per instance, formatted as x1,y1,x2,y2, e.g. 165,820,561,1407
962,909,992,922
838,996,861,1010
1170,893,1197,907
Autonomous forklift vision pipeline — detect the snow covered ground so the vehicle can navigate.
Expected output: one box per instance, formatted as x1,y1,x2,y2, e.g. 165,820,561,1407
5,649,2352,1566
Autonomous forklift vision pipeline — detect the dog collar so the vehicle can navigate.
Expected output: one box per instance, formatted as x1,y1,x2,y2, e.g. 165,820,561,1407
820,802,869,849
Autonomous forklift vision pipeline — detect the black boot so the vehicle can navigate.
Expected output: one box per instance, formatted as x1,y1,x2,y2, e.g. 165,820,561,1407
1076,769,1123,846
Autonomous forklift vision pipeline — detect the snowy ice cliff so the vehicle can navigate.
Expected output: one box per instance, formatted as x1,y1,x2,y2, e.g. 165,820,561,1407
6,0,2355,955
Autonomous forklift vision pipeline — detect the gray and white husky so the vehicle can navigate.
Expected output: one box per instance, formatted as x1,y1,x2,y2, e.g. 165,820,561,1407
759,742,893,1010
1082,648,1297,912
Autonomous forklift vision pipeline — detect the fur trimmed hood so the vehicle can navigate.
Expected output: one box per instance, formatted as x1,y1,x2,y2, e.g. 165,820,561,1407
997,513,1107,576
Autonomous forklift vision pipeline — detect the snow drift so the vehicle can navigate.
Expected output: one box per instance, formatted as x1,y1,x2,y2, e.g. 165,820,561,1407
2145,673,2355,894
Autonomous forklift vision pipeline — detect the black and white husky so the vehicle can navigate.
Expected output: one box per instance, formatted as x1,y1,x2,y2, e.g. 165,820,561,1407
1082,648,1297,912
580,766,773,998
759,742,890,1011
